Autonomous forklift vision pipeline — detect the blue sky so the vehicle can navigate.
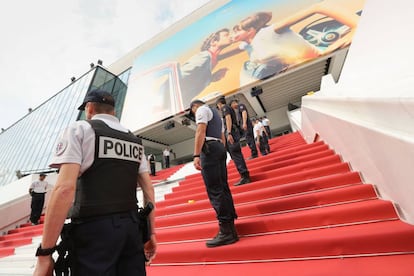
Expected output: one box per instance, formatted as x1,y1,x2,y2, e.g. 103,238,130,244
0,0,210,130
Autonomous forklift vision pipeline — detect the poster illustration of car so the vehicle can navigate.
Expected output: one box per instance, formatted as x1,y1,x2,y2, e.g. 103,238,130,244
122,0,365,131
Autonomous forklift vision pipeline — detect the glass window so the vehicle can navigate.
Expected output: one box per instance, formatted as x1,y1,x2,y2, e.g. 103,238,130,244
0,66,129,187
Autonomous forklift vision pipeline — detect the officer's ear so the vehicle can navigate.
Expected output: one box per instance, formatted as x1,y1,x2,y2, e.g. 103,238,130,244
85,102,96,115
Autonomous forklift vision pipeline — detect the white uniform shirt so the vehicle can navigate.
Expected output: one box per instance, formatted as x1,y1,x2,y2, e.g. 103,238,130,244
195,105,224,140
253,121,265,139
195,105,212,125
163,149,170,157
30,180,48,193
262,118,270,127
50,114,148,175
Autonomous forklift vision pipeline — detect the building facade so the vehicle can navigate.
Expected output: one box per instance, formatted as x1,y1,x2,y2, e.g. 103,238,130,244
0,66,130,186
0,0,366,186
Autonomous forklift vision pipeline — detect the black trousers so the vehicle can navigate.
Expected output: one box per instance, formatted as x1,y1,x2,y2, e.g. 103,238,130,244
164,156,170,168
263,133,271,153
150,163,156,176
264,126,272,139
243,126,258,158
71,212,146,276
200,141,237,222
227,131,249,176
257,136,268,156
30,193,45,224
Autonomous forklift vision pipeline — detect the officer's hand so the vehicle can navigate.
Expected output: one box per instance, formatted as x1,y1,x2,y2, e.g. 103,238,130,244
243,123,247,131
144,234,157,265
227,134,234,145
193,157,202,170
33,256,54,276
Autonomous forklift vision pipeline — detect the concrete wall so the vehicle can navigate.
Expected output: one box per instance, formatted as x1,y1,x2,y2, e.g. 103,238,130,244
266,106,292,135
0,173,57,234
301,0,414,224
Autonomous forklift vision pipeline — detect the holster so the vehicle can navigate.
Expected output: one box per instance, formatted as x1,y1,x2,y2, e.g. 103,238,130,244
202,141,210,155
54,223,74,276
138,202,154,244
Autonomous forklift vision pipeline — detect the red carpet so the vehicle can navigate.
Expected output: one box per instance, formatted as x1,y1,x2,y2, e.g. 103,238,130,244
150,164,185,182
148,132,414,275
1,132,414,275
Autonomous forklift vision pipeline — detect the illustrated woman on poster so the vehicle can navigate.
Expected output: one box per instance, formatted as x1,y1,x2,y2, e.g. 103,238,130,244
232,1,360,85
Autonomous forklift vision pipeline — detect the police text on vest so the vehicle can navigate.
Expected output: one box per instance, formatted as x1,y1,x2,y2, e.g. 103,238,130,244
98,136,143,162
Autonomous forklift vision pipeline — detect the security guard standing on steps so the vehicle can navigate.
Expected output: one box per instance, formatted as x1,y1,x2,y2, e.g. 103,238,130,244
148,153,156,176
216,97,251,186
34,90,156,276
29,173,49,225
190,99,239,247
230,99,258,159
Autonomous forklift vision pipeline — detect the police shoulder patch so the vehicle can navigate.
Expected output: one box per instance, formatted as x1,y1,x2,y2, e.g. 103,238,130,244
55,140,68,156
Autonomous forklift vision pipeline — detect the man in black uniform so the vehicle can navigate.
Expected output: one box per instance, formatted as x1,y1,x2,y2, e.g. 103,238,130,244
34,90,156,275
216,97,251,186
230,99,258,159
190,99,238,247
148,153,156,176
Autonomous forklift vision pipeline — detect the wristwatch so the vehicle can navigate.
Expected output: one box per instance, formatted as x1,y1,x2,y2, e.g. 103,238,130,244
35,244,56,256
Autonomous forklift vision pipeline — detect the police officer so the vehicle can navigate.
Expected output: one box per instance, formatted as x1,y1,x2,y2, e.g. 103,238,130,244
253,118,270,156
29,173,49,225
148,153,156,176
216,97,251,186
34,90,156,276
190,99,238,247
262,116,272,139
229,99,258,159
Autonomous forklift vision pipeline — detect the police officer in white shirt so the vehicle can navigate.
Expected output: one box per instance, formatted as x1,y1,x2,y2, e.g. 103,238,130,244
29,173,48,225
253,118,269,156
163,148,170,168
190,99,238,248
261,116,271,139
34,90,156,276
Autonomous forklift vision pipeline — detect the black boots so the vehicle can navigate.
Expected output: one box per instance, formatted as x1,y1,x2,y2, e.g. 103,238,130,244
234,172,251,186
206,221,239,248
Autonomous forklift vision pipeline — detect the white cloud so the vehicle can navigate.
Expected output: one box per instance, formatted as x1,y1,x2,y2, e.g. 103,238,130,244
0,0,210,130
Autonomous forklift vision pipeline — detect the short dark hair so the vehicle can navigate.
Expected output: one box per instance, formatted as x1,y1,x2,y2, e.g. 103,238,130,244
190,99,205,110
90,102,115,113
215,96,226,105
236,12,272,32
201,28,230,51
189,99,205,117
229,99,239,105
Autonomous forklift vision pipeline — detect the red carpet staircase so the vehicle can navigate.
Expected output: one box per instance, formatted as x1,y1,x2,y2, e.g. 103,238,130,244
1,132,414,274
0,221,44,258
150,164,185,182
148,132,414,275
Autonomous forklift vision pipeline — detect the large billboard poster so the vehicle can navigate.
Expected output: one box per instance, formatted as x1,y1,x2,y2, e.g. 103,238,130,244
122,0,365,131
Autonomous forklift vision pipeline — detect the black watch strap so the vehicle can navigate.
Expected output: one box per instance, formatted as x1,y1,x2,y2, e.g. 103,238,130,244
35,244,56,256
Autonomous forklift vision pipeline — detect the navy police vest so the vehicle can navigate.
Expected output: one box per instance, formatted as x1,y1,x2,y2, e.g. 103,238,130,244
206,107,222,139
71,119,143,219
220,104,239,135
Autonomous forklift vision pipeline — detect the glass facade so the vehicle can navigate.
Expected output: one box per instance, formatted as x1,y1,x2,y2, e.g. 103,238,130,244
77,67,130,121
0,66,130,187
